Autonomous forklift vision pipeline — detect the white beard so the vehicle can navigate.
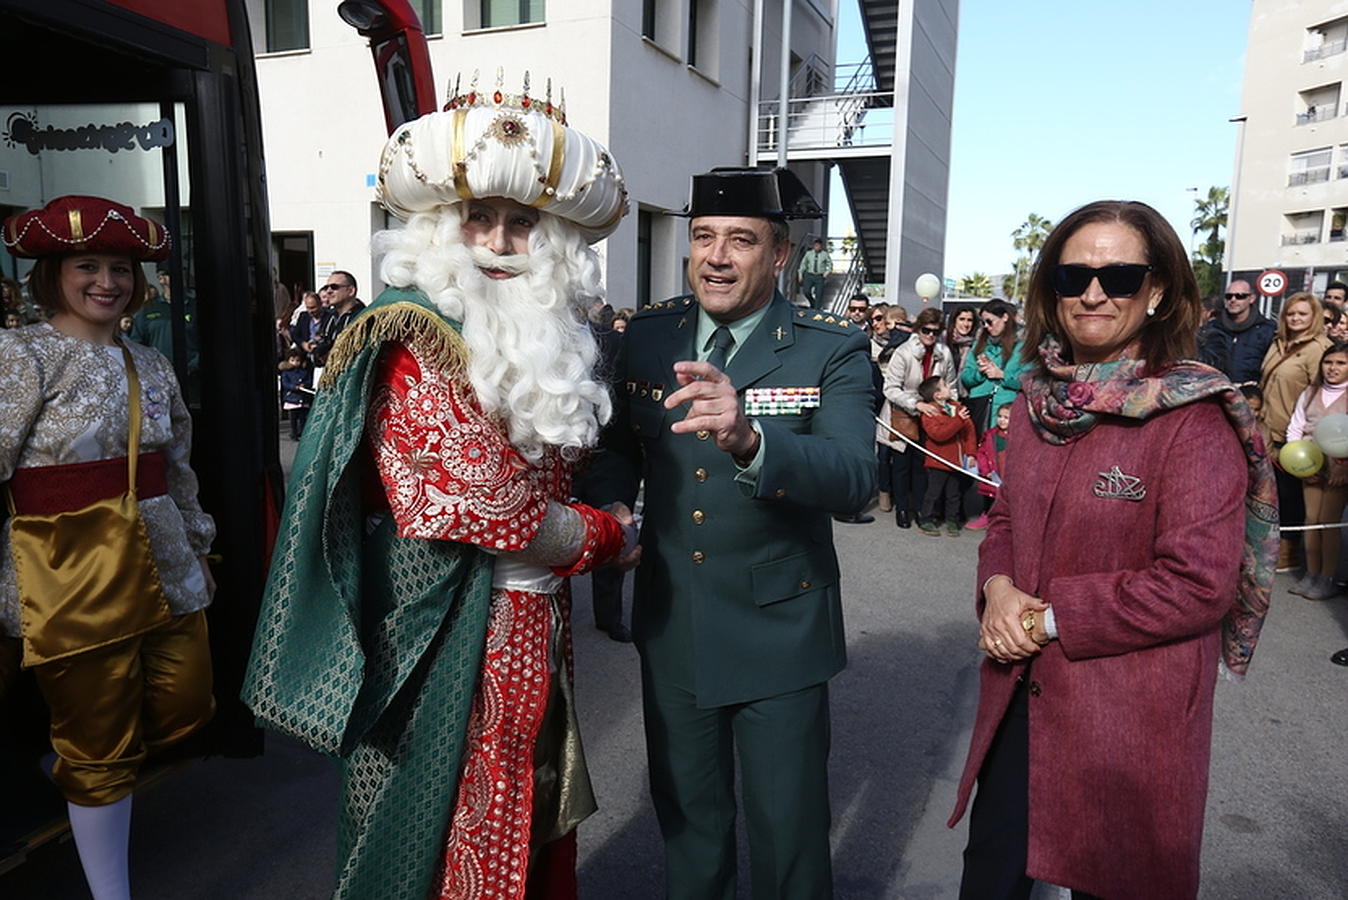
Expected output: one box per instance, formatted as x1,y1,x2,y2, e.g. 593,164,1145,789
373,208,612,463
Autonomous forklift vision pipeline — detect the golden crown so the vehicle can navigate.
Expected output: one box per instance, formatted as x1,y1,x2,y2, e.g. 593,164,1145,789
443,69,566,126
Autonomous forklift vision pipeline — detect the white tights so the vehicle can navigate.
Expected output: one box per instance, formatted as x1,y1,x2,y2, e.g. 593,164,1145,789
67,795,132,900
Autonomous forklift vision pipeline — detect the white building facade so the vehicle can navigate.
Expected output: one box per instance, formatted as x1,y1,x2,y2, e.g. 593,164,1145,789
1233,0,1348,295
248,0,843,309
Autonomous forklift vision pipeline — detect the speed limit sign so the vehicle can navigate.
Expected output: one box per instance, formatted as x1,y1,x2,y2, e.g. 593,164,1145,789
1257,269,1288,296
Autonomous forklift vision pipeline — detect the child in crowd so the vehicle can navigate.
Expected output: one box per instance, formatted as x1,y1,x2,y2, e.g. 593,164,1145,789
970,401,1013,529
1241,384,1270,453
278,348,314,441
1285,341,1348,599
917,375,976,537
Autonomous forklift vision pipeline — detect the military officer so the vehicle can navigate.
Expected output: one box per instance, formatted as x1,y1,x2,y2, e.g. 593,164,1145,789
593,168,876,899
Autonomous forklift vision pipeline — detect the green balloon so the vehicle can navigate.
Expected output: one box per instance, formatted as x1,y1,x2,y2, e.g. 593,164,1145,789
1280,439,1325,478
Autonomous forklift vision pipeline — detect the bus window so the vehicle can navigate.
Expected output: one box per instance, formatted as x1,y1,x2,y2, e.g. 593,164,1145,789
1,102,200,400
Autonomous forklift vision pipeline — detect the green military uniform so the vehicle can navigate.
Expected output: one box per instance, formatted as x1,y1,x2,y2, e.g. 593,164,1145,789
593,289,876,899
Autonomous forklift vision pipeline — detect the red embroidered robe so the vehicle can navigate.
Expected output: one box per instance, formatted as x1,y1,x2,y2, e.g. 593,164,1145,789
366,340,586,900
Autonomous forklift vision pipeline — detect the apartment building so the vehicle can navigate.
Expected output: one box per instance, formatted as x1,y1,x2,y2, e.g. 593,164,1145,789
248,0,841,307
1232,0,1348,295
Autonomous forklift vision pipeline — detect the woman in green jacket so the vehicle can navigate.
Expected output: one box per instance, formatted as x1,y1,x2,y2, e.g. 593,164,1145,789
961,298,1027,436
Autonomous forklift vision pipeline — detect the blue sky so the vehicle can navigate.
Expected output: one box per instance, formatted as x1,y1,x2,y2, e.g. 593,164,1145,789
833,0,1252,283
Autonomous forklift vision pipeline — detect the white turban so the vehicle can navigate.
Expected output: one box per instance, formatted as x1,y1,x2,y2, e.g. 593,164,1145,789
377,86,628,244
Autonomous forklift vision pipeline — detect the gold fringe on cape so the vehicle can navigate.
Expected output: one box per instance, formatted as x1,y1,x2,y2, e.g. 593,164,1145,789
319,301,468,389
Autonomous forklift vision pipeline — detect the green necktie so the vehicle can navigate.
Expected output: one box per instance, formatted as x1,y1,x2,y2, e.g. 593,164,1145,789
706,325,735,371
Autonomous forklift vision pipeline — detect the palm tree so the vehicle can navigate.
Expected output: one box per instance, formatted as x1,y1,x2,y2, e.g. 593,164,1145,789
959,272,993,298
1190,187,1229,297
1003,255,1032,303
1011,214,1053,300
1190,186,1228,252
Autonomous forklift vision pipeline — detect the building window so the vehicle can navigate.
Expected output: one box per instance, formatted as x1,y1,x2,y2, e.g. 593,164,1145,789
642,0,657,40
1282,210,1324,246
637,210,653,308
408,0,441,35
481,0,544,28
265,0,309,52
1289,148,1333,186
1305,17,1348,63
687,0,717,75
1331,208,1347,243
687,0,699,67
1297,83,1341,125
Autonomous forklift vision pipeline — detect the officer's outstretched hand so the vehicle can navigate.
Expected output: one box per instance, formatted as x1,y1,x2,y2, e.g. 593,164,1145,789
665,360,760,465
605,501,643,571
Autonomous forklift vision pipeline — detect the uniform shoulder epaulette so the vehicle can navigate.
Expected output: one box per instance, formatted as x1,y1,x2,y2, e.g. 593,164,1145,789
633,295,696,318
793,308,858,333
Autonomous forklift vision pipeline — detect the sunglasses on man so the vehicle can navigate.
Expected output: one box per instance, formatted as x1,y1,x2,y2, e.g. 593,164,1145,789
1224,291,1251,300
1052,264,1153,299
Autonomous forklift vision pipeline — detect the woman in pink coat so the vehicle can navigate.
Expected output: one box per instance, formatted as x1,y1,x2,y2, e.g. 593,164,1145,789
947,200,1278,899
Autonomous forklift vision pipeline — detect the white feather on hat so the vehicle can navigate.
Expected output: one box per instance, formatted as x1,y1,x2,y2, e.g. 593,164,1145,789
377,73,628,244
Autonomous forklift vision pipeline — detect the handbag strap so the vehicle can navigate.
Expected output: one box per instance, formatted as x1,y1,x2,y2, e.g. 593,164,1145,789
119,341,143,497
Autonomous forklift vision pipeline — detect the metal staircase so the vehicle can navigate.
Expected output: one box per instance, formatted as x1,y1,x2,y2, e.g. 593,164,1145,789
757,1,900,297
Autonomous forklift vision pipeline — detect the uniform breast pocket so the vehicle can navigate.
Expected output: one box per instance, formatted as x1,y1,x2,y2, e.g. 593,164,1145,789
749,549,838,607
629,403,668,442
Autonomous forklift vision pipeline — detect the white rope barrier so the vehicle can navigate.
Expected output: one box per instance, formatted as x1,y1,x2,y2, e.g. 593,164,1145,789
873,415,1001,488
1279,522,1348,531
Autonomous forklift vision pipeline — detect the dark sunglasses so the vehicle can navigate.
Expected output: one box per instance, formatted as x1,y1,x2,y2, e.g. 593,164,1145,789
1224,292,1251,300
919,326,942,335
1053,264,1153,298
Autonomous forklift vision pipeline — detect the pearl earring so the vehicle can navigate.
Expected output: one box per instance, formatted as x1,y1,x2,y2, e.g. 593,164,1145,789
1147,307,1156,317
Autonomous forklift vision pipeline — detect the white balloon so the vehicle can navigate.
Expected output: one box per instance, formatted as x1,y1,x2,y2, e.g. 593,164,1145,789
1314,412,1348,458
915,273,941,299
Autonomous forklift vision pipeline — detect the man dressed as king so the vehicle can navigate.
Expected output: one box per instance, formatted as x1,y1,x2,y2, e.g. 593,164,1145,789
243,74,634,900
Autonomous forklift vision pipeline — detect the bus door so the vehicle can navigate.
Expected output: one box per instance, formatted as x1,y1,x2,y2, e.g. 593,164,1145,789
0,0,279,857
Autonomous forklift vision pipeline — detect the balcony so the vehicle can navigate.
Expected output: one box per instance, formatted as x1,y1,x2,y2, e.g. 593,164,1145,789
1289,167,1332,186
1296,106,1340,125
1282,232,1321,246
1304,38,1348,62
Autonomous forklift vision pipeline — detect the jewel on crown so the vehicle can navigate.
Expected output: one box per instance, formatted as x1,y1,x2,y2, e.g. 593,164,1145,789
443,68,568,126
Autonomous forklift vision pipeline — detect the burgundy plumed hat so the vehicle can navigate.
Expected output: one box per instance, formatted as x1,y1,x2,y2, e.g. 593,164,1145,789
2,195,171,262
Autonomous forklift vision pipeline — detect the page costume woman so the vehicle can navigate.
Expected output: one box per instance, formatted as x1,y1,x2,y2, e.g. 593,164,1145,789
0,196,215,900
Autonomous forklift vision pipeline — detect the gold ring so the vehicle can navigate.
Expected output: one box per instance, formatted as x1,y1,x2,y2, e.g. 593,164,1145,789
993,638,1004,647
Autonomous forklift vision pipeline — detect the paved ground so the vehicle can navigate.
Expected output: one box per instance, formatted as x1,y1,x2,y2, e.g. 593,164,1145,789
3,479,1346,898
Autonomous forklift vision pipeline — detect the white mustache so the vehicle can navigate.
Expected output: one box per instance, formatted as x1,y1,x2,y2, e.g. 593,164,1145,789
469,246,531,275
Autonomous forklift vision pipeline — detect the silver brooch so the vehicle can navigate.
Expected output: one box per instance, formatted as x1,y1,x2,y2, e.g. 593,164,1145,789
1093,466,1146,502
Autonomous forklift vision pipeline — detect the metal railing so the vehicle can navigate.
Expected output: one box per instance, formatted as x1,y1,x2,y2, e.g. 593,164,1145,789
1289,168,1332,186
1296,106,1340,125
1304,38,1348,62
757,57,892,155
787,53,833,99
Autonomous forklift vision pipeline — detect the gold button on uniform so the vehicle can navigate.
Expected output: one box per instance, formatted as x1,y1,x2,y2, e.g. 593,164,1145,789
692,550,705,564
799,580,812,590
694,468,708,482
696,430,710,440
691,510,705,524
774,488,786,498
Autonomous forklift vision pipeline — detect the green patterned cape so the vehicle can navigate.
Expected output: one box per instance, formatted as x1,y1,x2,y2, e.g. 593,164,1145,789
242,288,495,899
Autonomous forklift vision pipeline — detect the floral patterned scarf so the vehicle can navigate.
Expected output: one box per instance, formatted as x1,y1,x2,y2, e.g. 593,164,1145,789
1022,336,1278,677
